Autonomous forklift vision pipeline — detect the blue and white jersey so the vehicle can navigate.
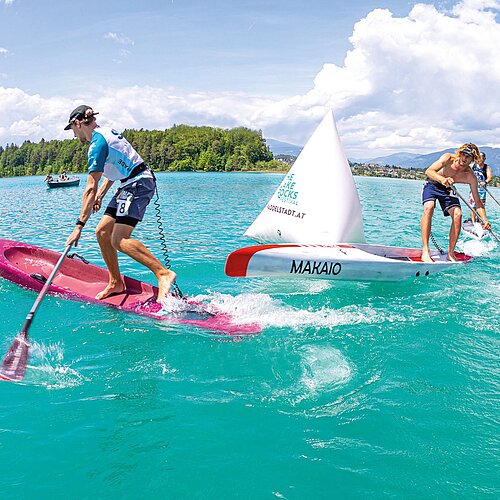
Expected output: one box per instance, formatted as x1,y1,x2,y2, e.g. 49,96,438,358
88,127,145,181
470,162,487,199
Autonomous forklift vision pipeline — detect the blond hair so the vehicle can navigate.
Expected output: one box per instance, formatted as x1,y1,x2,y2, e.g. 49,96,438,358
456,143,480,164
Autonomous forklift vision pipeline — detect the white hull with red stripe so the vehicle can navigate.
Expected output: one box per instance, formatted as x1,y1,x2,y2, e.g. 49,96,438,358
225,243,471,282
225,110,473,283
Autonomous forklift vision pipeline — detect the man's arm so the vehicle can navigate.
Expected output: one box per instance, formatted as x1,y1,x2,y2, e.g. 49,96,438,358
93,177,114,212
65,171,103,247
486,166,493,184
468,174,491,229
425,154,454,186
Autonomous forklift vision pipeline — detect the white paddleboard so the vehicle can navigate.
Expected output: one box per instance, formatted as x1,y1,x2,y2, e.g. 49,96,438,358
462,220,490,240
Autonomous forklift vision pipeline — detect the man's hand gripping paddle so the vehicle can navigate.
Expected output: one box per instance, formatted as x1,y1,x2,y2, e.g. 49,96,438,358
451,187,500,244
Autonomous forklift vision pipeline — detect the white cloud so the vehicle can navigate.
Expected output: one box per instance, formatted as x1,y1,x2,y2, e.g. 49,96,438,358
104,32,135,46
251,0,500,155
0,85,273,145
0,47,9,56
0,0,15,5
105,33,134,64
1,1,500,157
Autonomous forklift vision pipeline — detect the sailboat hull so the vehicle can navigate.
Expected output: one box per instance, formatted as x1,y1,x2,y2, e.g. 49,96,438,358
225,243,472,282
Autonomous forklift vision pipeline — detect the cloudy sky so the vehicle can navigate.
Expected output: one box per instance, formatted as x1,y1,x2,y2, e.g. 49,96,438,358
0,0,499,157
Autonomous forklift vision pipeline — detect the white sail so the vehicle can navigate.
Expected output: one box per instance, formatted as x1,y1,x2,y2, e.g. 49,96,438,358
245,110,365,244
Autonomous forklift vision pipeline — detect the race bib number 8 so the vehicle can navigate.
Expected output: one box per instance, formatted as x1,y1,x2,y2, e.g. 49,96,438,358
117,189,134,216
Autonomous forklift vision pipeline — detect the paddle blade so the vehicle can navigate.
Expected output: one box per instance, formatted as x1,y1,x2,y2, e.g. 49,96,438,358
0,333,30,382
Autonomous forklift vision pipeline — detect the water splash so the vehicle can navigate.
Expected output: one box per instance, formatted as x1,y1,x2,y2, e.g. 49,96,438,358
27,341,86,389
159,294,213,315
459,237,497,257
192,291,404,329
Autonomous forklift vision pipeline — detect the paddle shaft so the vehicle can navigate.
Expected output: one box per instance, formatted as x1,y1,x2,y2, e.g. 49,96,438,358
484,186,500,208
452,187,500,243
21,244,73,332
0,244,72,382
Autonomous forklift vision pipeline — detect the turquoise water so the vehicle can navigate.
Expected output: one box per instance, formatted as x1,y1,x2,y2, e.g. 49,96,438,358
0,173,498,498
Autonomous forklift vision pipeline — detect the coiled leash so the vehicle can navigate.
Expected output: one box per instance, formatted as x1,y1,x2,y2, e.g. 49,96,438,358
430,231,445,255
68,253,90,264
153,175,184,298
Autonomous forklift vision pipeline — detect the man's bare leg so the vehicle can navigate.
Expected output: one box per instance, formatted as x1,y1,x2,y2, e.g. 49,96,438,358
447,206,462,262
112,224,176,303
95,215,125,299
420,201,435,263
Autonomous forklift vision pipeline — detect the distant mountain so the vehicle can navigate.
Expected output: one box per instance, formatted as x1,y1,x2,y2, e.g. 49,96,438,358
368,152,420,164
266,138,302,157
266,138,500,176
367,147,500,176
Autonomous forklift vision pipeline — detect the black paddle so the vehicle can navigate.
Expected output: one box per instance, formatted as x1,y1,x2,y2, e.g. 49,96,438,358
451,187,500,244
0,244,73,382
484,186,500,208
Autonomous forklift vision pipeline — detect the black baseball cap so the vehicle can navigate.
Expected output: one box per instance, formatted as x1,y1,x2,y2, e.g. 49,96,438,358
64,105,98,130
460,146,474,157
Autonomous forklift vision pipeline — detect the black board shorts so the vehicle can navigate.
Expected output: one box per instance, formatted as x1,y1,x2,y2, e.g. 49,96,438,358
104,176,155,227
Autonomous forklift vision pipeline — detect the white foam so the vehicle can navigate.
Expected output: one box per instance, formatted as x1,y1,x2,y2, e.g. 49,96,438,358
458,237,497,257
159,294,205,314
192,291,403,329
265,345,357,407
299,345,353,394
28,341,86,389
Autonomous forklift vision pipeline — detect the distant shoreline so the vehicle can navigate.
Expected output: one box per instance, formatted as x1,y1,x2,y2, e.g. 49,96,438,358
2,166,499,187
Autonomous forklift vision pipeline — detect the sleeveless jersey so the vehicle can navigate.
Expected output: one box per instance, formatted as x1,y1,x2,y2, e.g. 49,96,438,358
471,163,487,192
88,127,145,181
469,162,487,204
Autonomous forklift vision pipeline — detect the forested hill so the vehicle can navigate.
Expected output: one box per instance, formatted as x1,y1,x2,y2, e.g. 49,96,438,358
0,124,283,177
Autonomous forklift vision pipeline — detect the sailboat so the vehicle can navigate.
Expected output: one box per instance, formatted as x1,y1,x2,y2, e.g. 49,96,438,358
225,111,471,282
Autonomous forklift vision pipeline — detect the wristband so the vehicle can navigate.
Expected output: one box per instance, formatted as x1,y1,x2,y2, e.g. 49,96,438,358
76,219,86,227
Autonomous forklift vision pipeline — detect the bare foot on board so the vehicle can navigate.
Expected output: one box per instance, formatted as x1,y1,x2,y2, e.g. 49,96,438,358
96,281,125,300
447,252,458,262
156,270,177,303
421,250,434,263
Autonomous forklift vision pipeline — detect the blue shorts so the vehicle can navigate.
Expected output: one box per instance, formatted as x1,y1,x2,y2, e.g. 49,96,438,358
422,181,460,217
104,176,155,227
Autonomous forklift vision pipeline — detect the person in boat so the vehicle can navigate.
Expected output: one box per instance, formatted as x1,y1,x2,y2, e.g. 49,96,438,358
59,170,68,181
468,152,493,224
64,105,176,303
44,174,53,182
421,143,490,263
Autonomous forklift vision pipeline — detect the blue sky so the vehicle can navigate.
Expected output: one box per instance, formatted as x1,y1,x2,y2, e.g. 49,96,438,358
1,0,499,157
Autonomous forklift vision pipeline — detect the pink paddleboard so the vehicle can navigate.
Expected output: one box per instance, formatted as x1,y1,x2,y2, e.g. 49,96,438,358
0,239,261,336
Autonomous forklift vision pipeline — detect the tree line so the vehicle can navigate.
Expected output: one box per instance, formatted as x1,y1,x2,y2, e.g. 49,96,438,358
0,124,284,177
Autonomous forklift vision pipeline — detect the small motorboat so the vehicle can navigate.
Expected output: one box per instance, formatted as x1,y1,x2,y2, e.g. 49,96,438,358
46,176,81,188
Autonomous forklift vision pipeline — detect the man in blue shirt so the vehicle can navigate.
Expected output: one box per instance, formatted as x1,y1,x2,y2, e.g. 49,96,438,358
65,105,176,303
